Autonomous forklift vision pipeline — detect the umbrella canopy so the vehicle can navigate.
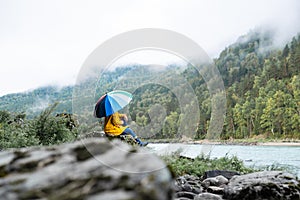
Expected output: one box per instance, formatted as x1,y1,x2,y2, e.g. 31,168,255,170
94,90,133,118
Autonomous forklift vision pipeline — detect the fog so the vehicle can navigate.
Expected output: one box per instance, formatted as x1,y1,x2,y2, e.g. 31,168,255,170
0,0,299,96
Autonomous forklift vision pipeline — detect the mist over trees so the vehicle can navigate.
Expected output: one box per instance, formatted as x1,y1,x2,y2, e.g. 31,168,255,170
1,29,300,148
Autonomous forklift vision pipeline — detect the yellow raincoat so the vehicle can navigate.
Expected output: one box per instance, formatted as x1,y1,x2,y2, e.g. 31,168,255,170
104,112,128,136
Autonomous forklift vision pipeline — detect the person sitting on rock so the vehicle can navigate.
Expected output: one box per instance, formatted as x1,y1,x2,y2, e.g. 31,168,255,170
104,112,148,146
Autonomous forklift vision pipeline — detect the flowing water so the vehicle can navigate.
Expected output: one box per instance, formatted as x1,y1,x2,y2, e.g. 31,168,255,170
147,143,300,177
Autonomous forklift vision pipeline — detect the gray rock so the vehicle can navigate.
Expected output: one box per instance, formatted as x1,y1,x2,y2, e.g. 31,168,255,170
191,185,203,194
203,170,239,180
175,174,203,195
0,138,173,200
175,191,196,199
203,175,229,188
207,186,224,195
224,171,300,200
202,177,219,188
183,183,193,192
202,175,229,188
215,175,228,185
194,192,223,200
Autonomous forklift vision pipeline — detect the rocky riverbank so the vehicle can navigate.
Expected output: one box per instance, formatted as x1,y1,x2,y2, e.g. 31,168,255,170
0,138,299,199
174,170,300,200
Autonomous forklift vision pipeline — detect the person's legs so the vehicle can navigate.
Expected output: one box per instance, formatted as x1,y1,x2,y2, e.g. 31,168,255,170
121,127,137,138
121,128,148,146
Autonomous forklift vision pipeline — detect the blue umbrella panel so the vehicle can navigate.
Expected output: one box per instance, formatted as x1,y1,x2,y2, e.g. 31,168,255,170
94,90,133,118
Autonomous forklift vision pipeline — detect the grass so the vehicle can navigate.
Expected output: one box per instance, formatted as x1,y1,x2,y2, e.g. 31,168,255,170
160,151,255,177
160,150,298,178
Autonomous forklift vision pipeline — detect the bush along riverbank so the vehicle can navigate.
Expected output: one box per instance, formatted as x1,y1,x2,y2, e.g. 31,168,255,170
161,153,255,177
161,153,300,200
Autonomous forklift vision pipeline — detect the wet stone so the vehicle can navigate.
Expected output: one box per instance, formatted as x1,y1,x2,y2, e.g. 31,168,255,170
207,186,224,195
175,191,196,199
194,192,223,200
182,183,193,192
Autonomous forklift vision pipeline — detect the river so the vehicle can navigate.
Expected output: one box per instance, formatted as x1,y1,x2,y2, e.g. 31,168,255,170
147,143,300,177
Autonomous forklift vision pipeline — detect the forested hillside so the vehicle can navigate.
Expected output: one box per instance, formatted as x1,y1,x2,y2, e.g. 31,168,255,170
219,31,300,139
1,30,299,141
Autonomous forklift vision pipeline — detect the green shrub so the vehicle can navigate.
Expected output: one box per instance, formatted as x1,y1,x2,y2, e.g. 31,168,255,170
161,151,255,177
0,123,39,149
32,102,77,145
0,103,78,149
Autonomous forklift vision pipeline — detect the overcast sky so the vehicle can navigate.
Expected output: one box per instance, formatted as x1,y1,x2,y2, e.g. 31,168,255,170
0,0,300,96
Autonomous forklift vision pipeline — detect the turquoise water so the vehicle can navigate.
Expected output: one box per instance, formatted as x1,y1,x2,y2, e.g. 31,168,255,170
148,143,300,177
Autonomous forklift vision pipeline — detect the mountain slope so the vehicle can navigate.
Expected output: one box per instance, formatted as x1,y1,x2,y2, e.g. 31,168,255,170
1,29,299,139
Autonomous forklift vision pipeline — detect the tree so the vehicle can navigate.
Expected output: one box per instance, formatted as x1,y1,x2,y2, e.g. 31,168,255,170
260,97,276,136
289,75,300,137
281,44,290,77
162,111,179,138
0,110,10,123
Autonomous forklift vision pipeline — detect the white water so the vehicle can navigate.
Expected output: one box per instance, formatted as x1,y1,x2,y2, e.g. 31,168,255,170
148,143,300,177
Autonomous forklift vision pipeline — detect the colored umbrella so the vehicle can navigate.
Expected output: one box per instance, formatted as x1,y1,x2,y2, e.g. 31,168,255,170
94,90,133,118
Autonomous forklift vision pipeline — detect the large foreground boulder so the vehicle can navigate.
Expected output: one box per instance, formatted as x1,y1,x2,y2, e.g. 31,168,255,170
0,138,173,200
